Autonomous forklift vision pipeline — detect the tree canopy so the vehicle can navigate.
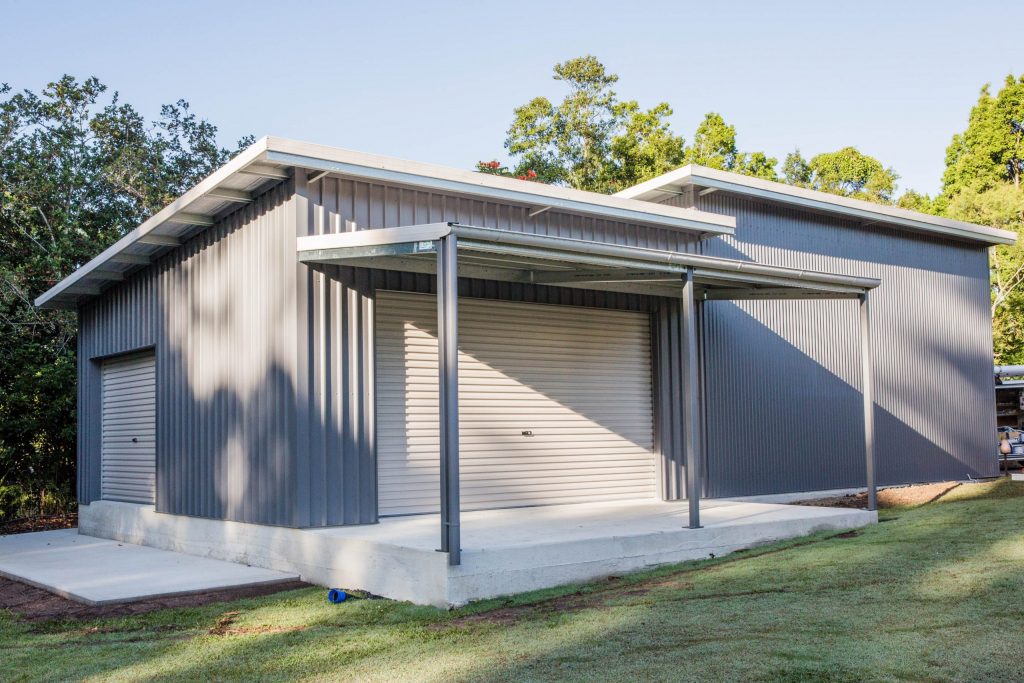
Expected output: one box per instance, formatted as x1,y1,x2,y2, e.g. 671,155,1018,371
493,56,777,193
0,75,250,517
943,75,1024,196
781,147,899,203
488,56,907,201
937,75,1024,362
683,112,778,180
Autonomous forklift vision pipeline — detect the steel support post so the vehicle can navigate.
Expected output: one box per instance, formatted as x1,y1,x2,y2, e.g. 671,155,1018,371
437,235,461,564
682,268,703,528
860,293,877,512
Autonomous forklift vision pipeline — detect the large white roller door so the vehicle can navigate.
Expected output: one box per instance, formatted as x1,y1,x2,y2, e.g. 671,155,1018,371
376,292,655,515
101,351,156,504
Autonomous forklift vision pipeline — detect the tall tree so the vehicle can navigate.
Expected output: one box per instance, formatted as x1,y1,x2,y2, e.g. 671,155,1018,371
0,76,251,516
495,57,778,193
938,75,1024,363
683,112,778,181
782,147,898,203
501,56,686,193
943,75,1024,195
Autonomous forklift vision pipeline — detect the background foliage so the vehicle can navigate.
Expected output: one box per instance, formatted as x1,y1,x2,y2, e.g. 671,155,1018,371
3,61,1021,518
482,57,1024,361
0,76,251,519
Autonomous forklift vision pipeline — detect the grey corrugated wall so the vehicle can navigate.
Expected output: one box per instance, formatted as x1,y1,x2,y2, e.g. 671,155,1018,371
684,192,996,496
79,181,302,525
78,171,696,527
298,175,687,525
80,167,992,522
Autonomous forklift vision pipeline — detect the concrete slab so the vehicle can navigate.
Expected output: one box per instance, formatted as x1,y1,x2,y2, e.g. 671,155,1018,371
80,499,875,607
0,529,300,605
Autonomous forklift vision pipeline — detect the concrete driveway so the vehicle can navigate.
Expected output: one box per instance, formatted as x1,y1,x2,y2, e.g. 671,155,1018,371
0,529,300,605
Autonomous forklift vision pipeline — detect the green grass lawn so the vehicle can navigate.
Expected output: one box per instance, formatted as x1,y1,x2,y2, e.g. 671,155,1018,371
4,480,1024,683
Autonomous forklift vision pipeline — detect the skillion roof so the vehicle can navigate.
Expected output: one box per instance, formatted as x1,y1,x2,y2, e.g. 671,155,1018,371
615,164,1017,247
35,137,736,309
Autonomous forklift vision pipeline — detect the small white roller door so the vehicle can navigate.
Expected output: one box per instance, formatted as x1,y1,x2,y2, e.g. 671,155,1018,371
376,292,655,516
101,351,156,504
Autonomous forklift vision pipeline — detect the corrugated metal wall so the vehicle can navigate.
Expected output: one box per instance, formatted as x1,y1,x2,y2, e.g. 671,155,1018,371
299,177,698,524
688,192,997,496
78,166,994,524
79,173,695,527
79,181,303,525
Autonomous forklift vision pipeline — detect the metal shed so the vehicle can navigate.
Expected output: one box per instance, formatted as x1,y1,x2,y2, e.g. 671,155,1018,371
34,137,1014,603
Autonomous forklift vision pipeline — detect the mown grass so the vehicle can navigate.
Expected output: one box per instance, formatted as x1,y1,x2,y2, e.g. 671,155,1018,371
3,479,1024,682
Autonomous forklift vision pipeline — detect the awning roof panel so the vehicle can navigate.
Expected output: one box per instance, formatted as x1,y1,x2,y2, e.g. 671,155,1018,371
298,223,880,301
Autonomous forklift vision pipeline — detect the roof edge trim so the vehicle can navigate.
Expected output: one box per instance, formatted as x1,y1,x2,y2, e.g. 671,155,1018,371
615,164,1017,247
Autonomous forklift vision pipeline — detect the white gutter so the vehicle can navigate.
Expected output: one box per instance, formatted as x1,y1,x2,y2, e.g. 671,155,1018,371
615,164,1018,247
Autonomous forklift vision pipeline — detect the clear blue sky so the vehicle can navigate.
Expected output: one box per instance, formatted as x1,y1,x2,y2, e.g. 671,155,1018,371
3,0,1022,195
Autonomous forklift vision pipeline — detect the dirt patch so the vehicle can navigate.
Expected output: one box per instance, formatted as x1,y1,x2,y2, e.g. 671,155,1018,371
208,610,241,635
0,514,78,536
796,481,962,510
0,576,311,623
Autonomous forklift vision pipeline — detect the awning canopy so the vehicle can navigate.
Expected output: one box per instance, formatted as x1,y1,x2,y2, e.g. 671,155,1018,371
298,221,882,563
297,222,880,301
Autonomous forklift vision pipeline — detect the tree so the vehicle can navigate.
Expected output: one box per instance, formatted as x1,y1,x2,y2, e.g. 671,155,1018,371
807,147,899,203
943,75,1024,195
0,76,251,517
780,147,898,203
781,149,812,187
501,56,686,193
945,183,1024,362
682,112,779,181
497,57,778,193
937,75,1024,363
896,189,937,214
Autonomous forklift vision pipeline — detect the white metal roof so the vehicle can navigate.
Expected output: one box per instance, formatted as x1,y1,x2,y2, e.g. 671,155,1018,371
615,164,1017,247
35,137,736,309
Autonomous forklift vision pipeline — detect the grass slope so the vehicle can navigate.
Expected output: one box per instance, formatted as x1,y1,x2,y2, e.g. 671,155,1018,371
3,479,1024,682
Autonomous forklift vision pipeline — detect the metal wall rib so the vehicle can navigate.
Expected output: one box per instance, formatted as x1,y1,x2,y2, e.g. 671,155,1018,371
690,192,996,496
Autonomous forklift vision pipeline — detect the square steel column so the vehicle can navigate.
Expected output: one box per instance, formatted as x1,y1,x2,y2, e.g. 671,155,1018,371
437,235,461,565
860,293,877,512
682,268,703,529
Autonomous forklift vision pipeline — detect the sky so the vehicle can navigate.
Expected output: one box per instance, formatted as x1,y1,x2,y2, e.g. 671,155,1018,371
3,0,1022,196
